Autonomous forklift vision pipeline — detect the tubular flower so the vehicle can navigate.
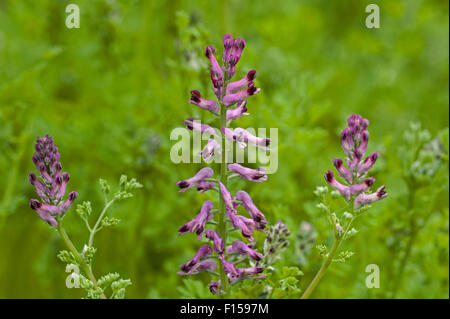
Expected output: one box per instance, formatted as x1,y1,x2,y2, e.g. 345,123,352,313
235,190,268,229
223,82,260,106
205,46,224,97
221,127,246,149
236,266,265,280
177,34,269,294
228,240,263,261
218,182,237,214
227,212,255,241
325,114,387,207
179,244,213,274
228,163,268,183
200,139,221,161
219,254,239,281
226,101,249,121
332,158,352,184
178,259,217,276
324,170,350,200
354,185,388,208
188,90,219,113
205,229,225,254
226,70,257,94
234,128,271,150
176,167,214,193
184,118,217,136
178,200,214,239
28,135,77,227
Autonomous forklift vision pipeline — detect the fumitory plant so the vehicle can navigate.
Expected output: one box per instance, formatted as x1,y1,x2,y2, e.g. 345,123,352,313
176,34,282,296
300,114,388,299
28,135,142,299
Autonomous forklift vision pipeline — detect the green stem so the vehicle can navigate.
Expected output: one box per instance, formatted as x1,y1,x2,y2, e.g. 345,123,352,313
88,199,115,248
301,197,355,299
218,93,229,295
57,222,106,299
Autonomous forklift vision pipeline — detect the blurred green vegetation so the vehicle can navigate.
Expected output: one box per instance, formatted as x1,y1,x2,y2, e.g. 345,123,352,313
0,0,448,298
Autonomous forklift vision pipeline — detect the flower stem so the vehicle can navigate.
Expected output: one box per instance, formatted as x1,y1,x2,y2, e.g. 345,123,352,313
301,197,355,299
57,222,107,299
88,198,115,248
218,96,229,295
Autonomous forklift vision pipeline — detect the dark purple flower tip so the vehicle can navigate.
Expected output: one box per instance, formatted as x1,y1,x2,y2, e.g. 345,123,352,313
209,280,221,295
223,34,232,42
28,172,37,184
32,154,39,165
377,185,387,198
204,46,216,58
333,158,343,169
247,70,257,81
235,38,246,50
183,117,194,130
324,170,334,183
365,177,375,187
247,82,258,95
29,199,41,210
176,181,190,189
362,118,370,129
68,191,78,201
367,152,379,162
62,172,70,182
189,90,201,103
354,149,363,160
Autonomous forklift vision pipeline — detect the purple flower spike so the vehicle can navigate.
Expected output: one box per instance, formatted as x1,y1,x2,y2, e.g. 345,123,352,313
176,167,214,193
226,101,249,121
332,158,352,184
324,170,351,200
228,163,268,183
354,185,388,208
200,139,221,161
188,90,219,113
29,135,77,225
184,118,217,136
223,82,260,106
235,190,268,229
178,200,214,239
226,70,257,94
234,128,271,151
205,229,225,254
179,244,213,274
218,182,236,214
228,240,263,261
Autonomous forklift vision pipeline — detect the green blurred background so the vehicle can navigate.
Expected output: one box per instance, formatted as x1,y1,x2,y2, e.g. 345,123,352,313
0,0,448,298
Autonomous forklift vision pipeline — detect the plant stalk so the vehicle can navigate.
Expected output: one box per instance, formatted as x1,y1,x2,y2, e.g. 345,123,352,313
57,222,107,299
301,197,355,299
